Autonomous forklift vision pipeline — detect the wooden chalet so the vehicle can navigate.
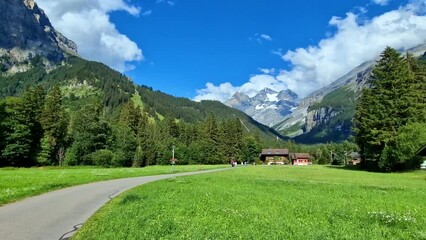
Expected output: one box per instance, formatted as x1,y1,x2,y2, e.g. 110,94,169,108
291,153,311,166
260,149,290,165
348,152,361,166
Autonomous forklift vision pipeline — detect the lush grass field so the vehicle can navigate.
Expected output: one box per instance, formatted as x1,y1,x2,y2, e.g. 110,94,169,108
0,165,226,206
74,165,426,240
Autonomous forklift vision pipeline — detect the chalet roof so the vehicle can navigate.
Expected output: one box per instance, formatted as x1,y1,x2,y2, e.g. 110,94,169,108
415,144,426,157
291,153,311,159
260,149,289,156
350,152,361,159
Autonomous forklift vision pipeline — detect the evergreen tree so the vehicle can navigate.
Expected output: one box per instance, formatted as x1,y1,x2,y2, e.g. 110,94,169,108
0,97,32,166
39,86,67,165
119,101,142,136
353,47,426,171
66,102,110,165
200,113,222,164
22,85,46,164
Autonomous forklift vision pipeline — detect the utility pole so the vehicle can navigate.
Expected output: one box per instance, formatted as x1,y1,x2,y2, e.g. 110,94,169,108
172,145,175,160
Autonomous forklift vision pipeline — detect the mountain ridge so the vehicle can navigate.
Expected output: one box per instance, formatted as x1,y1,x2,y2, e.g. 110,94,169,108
0,0,282,143
274,43,426,143
225,88,299,127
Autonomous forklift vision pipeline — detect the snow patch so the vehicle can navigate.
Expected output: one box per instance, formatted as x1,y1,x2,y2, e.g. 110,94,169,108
266,93,278,102
266,104,278,109
255,104,265,110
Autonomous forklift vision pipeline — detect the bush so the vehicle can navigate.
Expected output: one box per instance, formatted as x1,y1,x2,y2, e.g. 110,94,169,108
91,149,114,167
63,145,79,166
112,151,127,167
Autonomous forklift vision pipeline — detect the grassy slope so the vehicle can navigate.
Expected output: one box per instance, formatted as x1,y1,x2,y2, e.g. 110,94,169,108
0,165,226,206
74,166,426,240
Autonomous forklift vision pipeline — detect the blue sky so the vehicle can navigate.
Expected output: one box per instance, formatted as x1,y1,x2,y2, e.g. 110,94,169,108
38,0,426,101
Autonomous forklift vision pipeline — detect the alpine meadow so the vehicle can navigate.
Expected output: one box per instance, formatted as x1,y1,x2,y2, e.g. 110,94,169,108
0,1,425,240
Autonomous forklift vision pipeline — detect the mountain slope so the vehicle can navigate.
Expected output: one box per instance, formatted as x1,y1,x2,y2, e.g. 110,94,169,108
225,88,298,127
0,0,77,74
0,1,283,142
275,44,426,143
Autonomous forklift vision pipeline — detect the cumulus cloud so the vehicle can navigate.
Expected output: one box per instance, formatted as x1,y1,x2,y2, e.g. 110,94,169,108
194,82,239,102
195,1,426,101
37,0,143,72
372,0,390,6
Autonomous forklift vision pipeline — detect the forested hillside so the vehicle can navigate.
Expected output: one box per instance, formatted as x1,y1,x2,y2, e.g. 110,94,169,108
0,56,283,167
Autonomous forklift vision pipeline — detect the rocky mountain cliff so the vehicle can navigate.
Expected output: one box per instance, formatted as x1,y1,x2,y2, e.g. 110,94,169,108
225,88,298,127
274,44,426,143
0,0,78,74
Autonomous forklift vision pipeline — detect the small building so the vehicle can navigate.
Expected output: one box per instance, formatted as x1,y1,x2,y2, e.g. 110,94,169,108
348,152,361,166
291,153,311,165
259,149,290,165
415,144,426,157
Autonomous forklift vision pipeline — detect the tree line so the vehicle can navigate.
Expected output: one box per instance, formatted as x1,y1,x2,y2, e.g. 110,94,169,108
0,88,264,167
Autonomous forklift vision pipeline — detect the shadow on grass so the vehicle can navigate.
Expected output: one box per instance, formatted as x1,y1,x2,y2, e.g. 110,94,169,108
325,165,366,172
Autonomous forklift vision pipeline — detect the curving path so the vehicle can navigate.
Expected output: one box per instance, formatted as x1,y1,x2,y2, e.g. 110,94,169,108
0,168,229,240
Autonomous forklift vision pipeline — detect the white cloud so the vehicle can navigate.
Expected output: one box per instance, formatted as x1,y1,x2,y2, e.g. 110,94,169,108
260,34,273,41
250,33,273,44
278,4,426,96
142,10,152,16
194,74,288,102
194,82,239,102
372,0,390,6
195,1,426,101
36,0,143,72
156,0,175,6
258,68,276,74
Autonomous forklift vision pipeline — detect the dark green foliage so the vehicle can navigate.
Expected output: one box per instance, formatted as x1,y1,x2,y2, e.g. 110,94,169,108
0,97,32,166
0,55,282,167
111,124,137,167
353,47,426,171
90,149,114,167
380,122,426,171
67,102,111,165
39,86,68,165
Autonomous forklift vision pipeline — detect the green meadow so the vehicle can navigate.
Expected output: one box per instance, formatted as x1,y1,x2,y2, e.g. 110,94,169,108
74,165,426,240
0,165,225,206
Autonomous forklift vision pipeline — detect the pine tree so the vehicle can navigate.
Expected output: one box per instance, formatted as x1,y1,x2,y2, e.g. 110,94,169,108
199,113,222,164
353,47,425,171
39,86,67,165
0,97,32,166
22,85,46,165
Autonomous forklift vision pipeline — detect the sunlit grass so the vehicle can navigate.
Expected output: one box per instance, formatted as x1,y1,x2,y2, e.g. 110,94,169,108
0,165,226,206
74,165,426,240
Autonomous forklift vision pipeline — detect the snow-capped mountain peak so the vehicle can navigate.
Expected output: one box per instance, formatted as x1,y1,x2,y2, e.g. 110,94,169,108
225,88,299,126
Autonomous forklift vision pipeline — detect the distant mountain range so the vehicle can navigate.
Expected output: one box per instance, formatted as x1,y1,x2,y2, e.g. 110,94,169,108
225,44,426,143
273,44,426,143
225,88,298,127
0,0,282,142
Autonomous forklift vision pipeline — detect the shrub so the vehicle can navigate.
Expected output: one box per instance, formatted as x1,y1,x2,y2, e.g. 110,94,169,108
91,149,114,167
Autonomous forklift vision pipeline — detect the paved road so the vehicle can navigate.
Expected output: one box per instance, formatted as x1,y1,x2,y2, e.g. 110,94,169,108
0,168,228,240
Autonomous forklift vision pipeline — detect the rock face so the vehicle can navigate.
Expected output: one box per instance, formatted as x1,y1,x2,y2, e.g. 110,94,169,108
274,43,426,143
225,88,299,127
0,0,78,72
